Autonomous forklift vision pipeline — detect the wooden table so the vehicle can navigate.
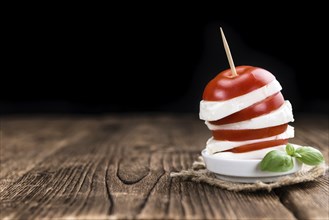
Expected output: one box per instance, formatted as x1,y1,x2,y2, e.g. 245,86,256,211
0,114,328,220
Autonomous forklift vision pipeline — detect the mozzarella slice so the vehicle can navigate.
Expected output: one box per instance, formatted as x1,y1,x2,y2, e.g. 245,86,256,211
199,80,282,121
206,125,294,154
205,101,294,130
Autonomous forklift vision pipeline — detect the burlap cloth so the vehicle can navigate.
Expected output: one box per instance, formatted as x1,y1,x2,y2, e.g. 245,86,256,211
170,156,327,192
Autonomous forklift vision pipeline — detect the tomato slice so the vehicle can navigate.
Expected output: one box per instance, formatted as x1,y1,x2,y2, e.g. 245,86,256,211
210,92,284,125
212,124,288,141
225,139,288,153
203,66,275,101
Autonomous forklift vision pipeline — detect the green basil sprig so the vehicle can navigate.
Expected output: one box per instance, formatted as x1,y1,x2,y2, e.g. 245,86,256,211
260,144,324,172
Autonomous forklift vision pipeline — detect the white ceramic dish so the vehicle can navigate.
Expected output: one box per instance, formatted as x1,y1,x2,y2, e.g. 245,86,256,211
201,148,303,183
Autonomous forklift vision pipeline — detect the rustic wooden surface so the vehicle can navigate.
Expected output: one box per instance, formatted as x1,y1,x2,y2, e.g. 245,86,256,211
0,114,328,220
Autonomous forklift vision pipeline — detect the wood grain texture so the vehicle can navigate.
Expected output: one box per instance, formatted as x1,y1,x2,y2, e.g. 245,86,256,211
275,115,329,220
0,114,328,220
0,118,98,193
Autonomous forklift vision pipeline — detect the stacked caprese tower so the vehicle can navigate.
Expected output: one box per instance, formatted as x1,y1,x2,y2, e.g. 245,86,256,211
200,66,294,156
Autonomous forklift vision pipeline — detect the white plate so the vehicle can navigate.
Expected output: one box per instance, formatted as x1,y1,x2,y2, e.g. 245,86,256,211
201,148,303,183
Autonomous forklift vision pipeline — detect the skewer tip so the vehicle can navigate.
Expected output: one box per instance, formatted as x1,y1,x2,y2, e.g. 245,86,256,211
219,27,238,77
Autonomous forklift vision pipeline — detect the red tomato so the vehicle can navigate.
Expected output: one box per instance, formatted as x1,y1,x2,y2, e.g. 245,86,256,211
203,66,275,101
212,124,288,141
226,139,288,153
210,92,284,125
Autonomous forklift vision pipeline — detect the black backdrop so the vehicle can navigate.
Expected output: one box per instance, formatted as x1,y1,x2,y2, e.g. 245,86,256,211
1,6,328,115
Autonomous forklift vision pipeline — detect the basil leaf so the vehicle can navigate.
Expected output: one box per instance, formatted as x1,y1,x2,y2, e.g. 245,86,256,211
296,147,324,165
286,144,295,156
292,152,302,158
260,150,294,172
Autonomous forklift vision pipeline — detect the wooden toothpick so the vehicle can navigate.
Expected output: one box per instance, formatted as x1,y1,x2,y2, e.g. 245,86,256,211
220,27,238,77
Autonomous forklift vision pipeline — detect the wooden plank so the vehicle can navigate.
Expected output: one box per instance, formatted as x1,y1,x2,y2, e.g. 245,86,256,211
0,117,98,192
106,116,172,219
275,114,329,220
0,115,327,219
276,172,329,220
0,117,121,219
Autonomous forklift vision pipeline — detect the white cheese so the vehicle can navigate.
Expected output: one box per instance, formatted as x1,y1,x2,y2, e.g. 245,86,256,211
206,125,294,154
199,80,282,121
205,101,294,130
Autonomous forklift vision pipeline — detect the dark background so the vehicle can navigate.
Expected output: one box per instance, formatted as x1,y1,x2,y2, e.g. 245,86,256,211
1,6,328,115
